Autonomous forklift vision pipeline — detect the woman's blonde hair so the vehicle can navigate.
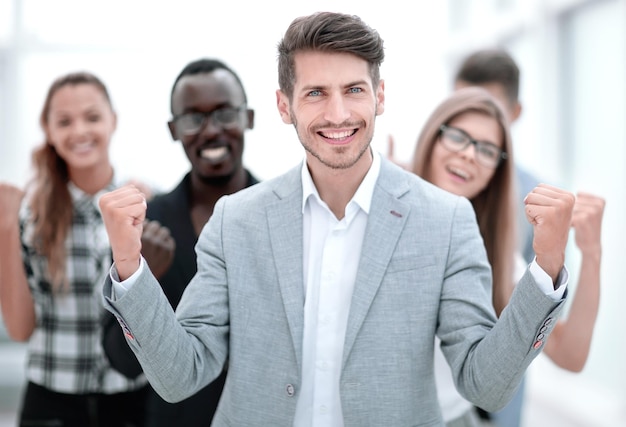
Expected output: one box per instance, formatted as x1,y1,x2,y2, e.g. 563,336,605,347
412,86,518,316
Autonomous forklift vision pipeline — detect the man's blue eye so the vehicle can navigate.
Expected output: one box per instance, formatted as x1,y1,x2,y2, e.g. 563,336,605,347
349,87,362,93
309,90,322,97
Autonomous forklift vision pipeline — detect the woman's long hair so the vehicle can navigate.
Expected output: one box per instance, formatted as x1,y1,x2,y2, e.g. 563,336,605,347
412,87,518,316
28,71,112,290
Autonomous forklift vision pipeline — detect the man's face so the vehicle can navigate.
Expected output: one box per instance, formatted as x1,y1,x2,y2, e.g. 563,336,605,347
455,80,520,124
276,51,384,174
169,70,252,185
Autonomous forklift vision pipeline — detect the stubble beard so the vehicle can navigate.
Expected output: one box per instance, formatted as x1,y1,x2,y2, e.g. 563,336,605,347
292,119,373,170
302,139,371,170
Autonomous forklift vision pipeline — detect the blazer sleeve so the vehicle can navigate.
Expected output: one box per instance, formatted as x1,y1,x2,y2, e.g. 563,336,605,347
101,197,230,403
437,197,566,412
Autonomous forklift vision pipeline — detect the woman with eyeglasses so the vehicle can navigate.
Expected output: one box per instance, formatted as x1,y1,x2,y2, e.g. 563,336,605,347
410,86,605,427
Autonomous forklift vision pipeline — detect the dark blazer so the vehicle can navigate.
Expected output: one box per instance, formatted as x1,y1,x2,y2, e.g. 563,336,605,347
102,170,258,427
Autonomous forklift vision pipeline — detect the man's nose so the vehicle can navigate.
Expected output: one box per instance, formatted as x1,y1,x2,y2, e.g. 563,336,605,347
324,94,351,124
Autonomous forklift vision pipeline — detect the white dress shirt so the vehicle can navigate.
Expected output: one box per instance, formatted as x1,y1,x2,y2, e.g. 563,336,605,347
293,151,381,427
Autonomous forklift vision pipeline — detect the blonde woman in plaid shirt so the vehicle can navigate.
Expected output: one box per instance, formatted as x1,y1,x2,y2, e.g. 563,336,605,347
0,72,147,427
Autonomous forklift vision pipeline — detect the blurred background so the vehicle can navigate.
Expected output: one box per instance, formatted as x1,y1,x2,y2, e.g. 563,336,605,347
0,0,624,425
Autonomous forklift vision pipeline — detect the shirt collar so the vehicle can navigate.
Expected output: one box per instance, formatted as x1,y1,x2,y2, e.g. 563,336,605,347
68,175,117,212
301,149,381,214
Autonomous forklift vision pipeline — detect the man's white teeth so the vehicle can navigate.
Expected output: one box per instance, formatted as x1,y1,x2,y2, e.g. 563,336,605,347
322,130,352,139
201,146,228,160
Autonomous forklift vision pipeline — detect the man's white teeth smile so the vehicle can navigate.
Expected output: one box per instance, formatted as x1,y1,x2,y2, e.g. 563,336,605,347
321,130,353,140
201,146,228,161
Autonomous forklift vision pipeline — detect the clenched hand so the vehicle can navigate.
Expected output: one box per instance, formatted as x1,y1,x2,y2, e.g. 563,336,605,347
141,220,175,279
524,184,576,285
571,192,605,257
99,185,147,280
0,183,25,230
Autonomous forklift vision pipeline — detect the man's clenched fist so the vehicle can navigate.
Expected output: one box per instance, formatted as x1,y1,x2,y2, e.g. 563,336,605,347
99,184,147,280
524,184,576,285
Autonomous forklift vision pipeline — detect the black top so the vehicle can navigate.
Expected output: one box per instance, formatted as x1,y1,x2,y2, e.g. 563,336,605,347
102,170,259,427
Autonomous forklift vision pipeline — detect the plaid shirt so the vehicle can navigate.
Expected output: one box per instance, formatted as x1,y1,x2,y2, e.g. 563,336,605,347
20,181,146,394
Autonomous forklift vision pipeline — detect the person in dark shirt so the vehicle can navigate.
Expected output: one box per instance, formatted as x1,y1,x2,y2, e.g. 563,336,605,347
103,58,258,427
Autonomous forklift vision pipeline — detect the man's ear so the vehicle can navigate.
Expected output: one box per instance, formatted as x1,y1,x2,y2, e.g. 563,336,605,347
167,120,177,141
246,109,255,130
276,90,293,124
376,79,385,116
509,101,522,123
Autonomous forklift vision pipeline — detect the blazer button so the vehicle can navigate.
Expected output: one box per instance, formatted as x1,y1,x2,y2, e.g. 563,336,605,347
286,384,295,397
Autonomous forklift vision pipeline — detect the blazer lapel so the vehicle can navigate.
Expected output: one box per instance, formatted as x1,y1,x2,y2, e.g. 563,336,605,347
343,160,412,366
266,165,305,371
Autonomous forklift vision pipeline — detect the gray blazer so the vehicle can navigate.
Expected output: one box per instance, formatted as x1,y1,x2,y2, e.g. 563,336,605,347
104,158,565,427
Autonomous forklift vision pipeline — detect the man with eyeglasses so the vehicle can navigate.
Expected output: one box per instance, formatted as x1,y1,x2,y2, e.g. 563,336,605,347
102,58,258,427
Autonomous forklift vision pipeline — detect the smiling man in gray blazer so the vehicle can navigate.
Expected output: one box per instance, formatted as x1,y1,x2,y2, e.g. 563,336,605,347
99,12,574,427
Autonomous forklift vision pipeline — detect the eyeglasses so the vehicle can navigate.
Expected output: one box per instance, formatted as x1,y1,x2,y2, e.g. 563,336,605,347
438,124,507,168
171,106,247,137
